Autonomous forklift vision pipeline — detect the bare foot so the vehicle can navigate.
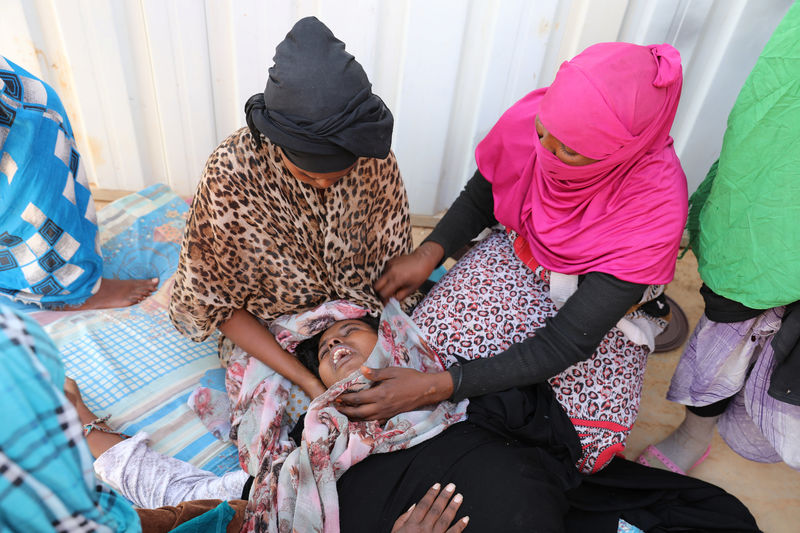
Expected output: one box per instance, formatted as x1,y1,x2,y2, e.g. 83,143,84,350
69,277,158,310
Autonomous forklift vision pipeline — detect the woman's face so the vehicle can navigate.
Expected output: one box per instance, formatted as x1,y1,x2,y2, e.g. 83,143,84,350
535,116,598,166
281,149,357,189
317,319,378,387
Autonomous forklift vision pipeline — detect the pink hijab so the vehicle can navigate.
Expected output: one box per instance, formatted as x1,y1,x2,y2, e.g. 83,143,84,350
475,42,687,284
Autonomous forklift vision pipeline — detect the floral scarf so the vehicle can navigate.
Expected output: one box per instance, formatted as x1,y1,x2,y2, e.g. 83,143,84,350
226,300,468,533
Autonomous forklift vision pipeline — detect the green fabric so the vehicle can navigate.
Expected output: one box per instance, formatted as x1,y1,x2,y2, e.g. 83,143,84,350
689,2,800,309
171,501,235,533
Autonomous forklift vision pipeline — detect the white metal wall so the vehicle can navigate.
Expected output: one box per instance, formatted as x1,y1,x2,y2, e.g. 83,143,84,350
0,0,793,215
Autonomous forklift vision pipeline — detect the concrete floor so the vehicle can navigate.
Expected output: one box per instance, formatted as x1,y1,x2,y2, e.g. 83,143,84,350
625,251,800,533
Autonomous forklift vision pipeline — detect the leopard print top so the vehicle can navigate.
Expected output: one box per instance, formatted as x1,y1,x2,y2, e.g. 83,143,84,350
169,128,414,358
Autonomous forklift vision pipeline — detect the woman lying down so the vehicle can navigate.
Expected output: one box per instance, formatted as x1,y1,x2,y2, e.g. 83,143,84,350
70,300,583,532
0,300,465,533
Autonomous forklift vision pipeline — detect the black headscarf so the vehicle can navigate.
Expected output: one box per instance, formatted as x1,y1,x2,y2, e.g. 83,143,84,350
245,16,394,172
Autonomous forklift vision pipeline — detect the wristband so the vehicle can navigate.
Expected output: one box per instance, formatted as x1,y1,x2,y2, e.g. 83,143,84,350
446,363,463,401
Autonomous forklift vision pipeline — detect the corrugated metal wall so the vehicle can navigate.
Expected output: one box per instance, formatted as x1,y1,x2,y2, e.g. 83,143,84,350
0,0,793,215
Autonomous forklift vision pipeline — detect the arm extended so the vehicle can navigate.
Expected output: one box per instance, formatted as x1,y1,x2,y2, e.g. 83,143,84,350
342,272,646,419
220,309,326,399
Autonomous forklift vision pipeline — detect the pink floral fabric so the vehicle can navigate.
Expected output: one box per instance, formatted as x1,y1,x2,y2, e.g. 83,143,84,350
226,300,468,533
187,386,232,442
271,300,372,353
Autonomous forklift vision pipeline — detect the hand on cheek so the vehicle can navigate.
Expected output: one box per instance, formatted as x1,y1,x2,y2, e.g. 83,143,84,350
335,366,454,421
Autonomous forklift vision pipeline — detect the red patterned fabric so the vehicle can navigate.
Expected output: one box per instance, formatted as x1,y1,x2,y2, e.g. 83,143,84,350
412,232,649,473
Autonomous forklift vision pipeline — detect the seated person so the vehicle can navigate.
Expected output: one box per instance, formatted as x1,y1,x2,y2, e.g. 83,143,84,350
72,301,582,532
169,16,417,401
1,57,157,310
344,42,689,477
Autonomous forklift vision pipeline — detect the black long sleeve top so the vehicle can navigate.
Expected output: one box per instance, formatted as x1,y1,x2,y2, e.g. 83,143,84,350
424,170,648,402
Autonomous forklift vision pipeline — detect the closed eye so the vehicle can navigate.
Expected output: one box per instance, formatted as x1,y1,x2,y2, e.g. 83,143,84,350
560,144,578,156
318,322,366,361
343,323,364,335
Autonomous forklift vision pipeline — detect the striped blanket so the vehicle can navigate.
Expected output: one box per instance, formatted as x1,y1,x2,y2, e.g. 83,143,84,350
41,185,239,475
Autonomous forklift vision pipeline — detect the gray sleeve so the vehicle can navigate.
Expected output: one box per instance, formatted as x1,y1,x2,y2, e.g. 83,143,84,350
424,170,497,261
448,272,647,401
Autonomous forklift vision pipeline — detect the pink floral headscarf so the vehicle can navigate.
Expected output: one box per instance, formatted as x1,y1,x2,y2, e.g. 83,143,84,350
476,42,688,285
228,300,468,532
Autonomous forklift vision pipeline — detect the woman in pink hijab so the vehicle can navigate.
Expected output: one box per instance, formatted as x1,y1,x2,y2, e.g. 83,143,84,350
338,42,688,473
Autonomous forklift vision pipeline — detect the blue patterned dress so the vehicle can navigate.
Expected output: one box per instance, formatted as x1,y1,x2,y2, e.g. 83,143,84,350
0,57,103,308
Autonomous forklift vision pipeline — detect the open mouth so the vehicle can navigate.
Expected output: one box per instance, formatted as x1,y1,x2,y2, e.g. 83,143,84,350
330,345,355,369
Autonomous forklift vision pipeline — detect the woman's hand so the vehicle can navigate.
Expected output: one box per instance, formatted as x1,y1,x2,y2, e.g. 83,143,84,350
336,366,454,421
392,483,469,533
374,241,445,302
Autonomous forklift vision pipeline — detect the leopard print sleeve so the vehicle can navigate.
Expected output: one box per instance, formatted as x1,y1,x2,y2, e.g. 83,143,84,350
170,129,419,342
169,132,256,341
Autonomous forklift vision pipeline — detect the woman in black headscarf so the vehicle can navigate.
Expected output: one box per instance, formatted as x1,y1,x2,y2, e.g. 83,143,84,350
169,17,414,399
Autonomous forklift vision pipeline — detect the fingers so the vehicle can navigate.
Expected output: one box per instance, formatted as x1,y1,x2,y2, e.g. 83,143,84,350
432,483,463,532
337,382,380,406
415,483,467,533
375,274,406,303
337,367,392,397
428,482,454,521
360,365,390,381
374,257,404,301
373,270,390,296
392,285,415,303
440,497,468,532
374,252,430,302
447,515,470,533
336,367,425,421
336,402,382,421
336,392,362,408
391,504,414,532
335,389,376,418
335,392,391,421
410,483,443,519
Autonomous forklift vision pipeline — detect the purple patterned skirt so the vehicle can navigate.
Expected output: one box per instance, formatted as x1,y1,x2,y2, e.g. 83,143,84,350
667,309,800,469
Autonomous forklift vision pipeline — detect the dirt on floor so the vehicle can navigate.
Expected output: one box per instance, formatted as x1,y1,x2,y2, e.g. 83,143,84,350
626,251,799,533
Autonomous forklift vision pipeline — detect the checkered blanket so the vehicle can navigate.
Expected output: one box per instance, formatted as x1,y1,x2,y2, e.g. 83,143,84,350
38,185,240,475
